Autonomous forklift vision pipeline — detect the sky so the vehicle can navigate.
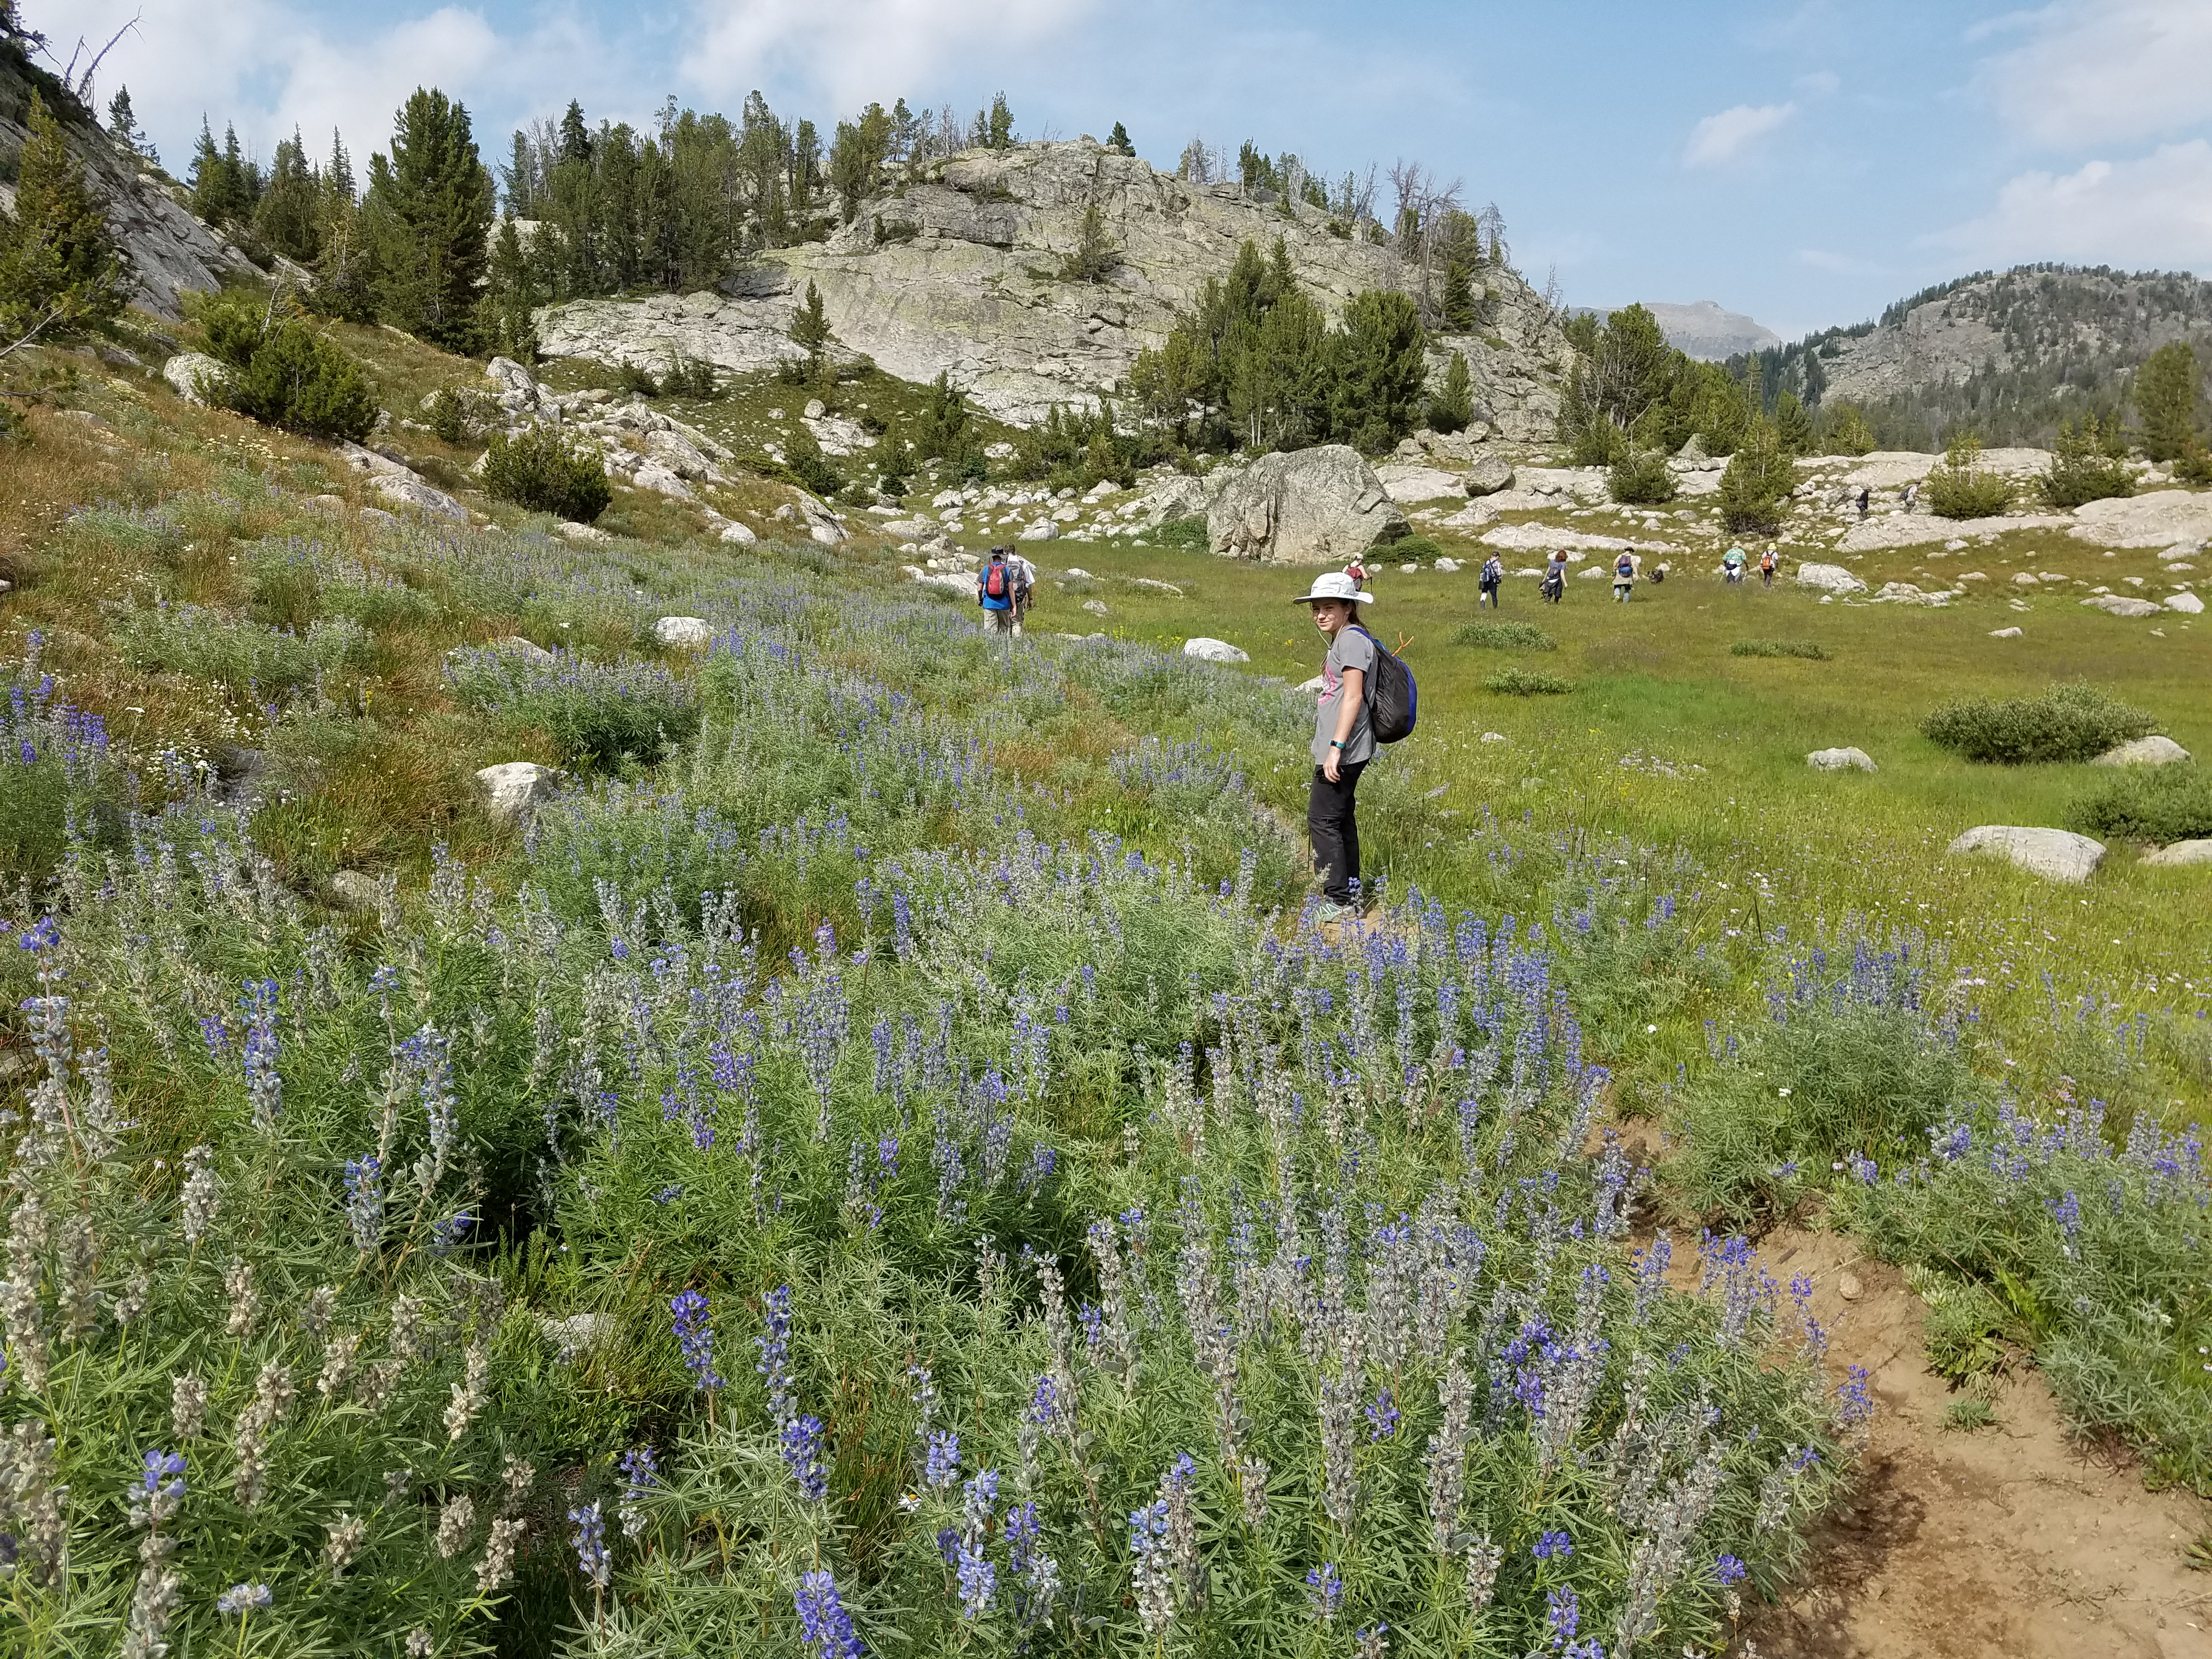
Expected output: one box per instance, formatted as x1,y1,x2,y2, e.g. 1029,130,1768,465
29,0,2212,340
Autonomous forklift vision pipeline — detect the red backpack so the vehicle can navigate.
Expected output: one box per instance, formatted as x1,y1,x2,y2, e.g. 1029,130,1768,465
984,561,1009,599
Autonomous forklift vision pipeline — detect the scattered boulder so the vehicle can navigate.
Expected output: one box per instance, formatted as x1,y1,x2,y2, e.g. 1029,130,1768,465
1807,747,1877,772
2091,735,2190,768
489,636,556,664
653,616,716,650
1375,462,1464,504
476,761,562,828
719,521,758,545
1464,455,1516,497
1020,520,1059,540
369,474,467,522
1946,826,2105,884
1082,599,1109,616
1435,557,1461,573
2165,591,2204,614
1989,626,2023,637
1480,731,1508,743
1129,577,1184,596
2141,839,2212,868
2080,594,2162,617
2067,489,2212,549
558,521,616,544
161,351,227,404
881,517,932,539
1183,637,1250,664
1795,563,1866,595
631,460,693,499
1298,674,1326,692
360,507,399,527
1207,444,1409,565
797,495,846,544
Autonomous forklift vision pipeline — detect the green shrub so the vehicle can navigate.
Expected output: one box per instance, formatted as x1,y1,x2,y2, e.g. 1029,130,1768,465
1667,936,1974,1223
1731,639,1830,660
443,641,699,768
1387,533,1443,560
662,356,721,398
1154,514,1207,551
1485,665,1575,695
1716,422,1794,534
1452,621,1555,650
785,420,844,497
1569,418,1628,468
611,358,660,397
114,601,370,687
1923,433,2016,518
196,296,378,443
1922,681,2157,764
1610,448,1679,505
424,385,495,443
481,425,613,523
2068,763,2212,842
2036,413,2134,509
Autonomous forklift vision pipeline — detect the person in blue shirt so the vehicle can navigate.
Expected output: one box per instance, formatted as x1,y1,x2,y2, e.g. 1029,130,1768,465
977,547,1019,634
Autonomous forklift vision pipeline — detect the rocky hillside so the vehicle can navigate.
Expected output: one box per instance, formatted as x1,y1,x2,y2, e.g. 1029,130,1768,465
1778,266,2212,447
535,138,1573,436
0,53,257,319
1579,300,1779,362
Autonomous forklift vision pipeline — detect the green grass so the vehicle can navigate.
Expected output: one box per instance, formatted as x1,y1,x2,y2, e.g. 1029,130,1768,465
1731,637,1830,659
1452,621,1556,650
1484,665,1576,695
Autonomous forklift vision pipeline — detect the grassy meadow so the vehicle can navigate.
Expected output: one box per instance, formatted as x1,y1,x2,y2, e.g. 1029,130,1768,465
0,329,2205,1658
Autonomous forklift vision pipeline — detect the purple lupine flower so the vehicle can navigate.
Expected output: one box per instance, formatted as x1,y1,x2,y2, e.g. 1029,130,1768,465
343,1155,383,1252
796,1568,862,1658
1714,1554,1748,1585
1533,1528,1573,1560
239,979,281,1128
1365,1387,1400,1442
924,1429,960,1490
670,1290,724,1391
757,1285,793,1420
782,1413,829,1500
569,1502,611,1589
956,1541,996,1618
1547,1585,1579,1644
1305,1561,1344,1623
429,1210,473,1254
1836,1365,1874,1431
216,1584,272,1616
131,1448,187,1526
2049,1189,2082,1256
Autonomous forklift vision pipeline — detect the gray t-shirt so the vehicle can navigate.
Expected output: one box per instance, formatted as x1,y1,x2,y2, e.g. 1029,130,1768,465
1311,624,1378,767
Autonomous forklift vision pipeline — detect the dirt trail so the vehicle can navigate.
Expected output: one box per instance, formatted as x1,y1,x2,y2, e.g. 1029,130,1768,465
1743,1228,2210,1659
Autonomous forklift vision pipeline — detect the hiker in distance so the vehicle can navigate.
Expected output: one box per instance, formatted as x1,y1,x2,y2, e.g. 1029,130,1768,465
1479,552,1505,608
977,546,1024,635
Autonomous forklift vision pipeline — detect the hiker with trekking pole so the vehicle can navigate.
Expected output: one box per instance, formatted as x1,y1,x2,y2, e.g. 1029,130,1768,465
1294,570,1417,924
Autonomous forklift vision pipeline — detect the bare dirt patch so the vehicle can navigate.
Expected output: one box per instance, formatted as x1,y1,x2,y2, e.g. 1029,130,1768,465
1745,1227,2210,1658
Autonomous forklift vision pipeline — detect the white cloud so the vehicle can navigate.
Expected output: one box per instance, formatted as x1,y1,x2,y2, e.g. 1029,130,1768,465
1980,0,2212,149
1932,139,2212,270
1683,102,1794,169
681,0,1093,119
1796,248,1884,275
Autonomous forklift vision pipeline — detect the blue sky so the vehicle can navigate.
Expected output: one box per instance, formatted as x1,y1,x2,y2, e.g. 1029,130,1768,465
35,0,2212,339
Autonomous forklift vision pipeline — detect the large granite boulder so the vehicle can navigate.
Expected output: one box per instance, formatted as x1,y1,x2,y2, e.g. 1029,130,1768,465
161,352,227,404
1795,562,1866,595
1207,445,1408,565
2091,735,2190,767
1464,454,1516,497
476,762,562,828
1946,826,2105,884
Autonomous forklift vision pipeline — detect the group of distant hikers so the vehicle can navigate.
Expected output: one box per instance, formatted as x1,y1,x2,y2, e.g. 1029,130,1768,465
973,534,1784,927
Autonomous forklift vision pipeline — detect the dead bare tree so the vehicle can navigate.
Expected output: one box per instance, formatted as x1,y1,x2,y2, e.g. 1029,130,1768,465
1386,160,1465,321
48,12,139,107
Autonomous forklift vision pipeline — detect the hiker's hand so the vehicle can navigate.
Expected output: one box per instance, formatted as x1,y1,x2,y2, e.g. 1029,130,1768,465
1323,751,1341,783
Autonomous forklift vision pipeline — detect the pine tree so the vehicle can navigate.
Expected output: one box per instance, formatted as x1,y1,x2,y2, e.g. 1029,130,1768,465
1774,390,1815,456
1717,420,1796,532
559,101,592,166
106,87,157,163
0,92,128,357
1426,350,1474,433
1059,201,1119,282
987,93,1014,150
1107,121,1133,157
1818,400,1875,456
362,87,495,347
479,216,539,360
1438,259,1475,332
789,279,832,365
1330,288,1425,454
189,120,250,227
2133,341,2202,462
254,129,323,263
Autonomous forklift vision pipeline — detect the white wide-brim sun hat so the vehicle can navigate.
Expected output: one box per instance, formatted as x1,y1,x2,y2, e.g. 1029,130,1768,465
1290,571,1375,605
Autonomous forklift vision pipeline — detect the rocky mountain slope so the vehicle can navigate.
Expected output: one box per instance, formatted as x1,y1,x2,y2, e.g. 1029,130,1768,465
0,54,258,319
534,138,1573,436
1780,266,2212,445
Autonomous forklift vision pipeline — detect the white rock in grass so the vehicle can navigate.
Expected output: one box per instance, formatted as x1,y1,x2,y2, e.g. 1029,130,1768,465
369,474,467,522
328,870,394,916
1481,731,1508,743
476,761,562,828
1183,637,1249,663
2081,594,2162,617
557,521,615,544
1946,826,2105,883
161,351,227,403
1298,674,1326,692
1082,600,1109,617
2165,591,2204,614
488,636,556,664
1794,562,1865,594
719,521,758,545
2141,839,2212,868
1019,520,1059,540
1988,626,2023,637
1807,747,1876,772
2090,735,2191,767
653,616,716,650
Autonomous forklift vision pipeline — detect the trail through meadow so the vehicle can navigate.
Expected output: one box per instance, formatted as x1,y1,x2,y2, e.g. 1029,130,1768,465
1748,1228,2210,1658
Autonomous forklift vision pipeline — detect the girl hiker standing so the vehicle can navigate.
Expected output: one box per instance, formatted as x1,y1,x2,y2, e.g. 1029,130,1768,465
1295,571,1376,922
1479,553,1505,608
1612,549,1635,602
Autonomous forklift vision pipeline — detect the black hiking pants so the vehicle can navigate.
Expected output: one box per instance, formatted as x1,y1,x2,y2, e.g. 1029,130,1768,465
1308,760,1367,905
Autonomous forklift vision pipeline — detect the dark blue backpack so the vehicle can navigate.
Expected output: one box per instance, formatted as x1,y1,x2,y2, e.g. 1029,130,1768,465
1350,625,1417,744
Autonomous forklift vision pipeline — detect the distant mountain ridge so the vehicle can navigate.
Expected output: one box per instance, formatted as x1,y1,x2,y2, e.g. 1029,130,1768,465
1753,264,2212,448
1576,300,1780,362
